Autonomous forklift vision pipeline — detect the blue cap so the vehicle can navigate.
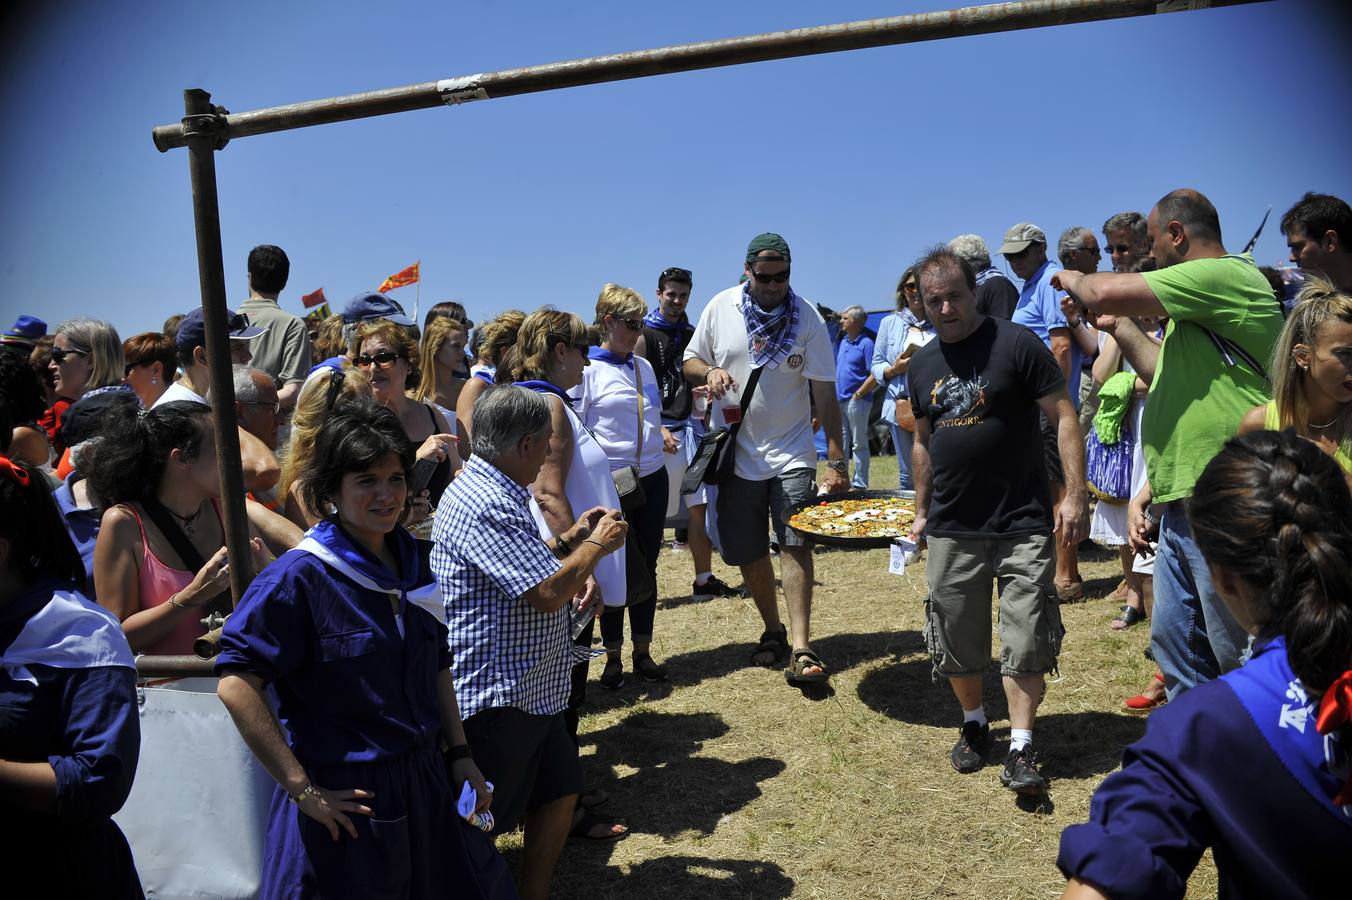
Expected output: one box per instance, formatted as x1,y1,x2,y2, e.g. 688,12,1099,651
175,307,267,354
342,292,413,327
2,314,47,345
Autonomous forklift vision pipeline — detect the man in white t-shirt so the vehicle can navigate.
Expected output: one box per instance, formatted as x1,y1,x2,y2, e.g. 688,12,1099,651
683,233,848,687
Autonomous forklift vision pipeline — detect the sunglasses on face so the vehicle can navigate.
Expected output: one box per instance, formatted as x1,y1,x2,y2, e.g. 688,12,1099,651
750,270,790,284
613,316,643,331
1006,247,1034,261
353,350,401,368
902,282,919,293
242,400,281,415
50,347,90,364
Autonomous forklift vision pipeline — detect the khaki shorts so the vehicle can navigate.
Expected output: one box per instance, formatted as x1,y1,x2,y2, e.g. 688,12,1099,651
923,532,1065,678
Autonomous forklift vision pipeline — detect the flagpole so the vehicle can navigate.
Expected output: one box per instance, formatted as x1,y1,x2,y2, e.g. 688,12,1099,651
414,259,421,325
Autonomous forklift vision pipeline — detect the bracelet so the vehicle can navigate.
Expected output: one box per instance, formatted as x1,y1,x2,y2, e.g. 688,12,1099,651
555,534,573,555
583,538,608,551
447,744,473,762
167,593,189,610
288,783,320,805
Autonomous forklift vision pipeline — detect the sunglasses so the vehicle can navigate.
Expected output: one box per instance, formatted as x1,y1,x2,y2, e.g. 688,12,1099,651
902,281,919,293
1106,244,1134,255
613,316,643,331
325,368,346,411
50,347,89,363
353,350,401,368
750,270,790,284
242,400,281,415
124,360,149,376
1075,246,1102,257
661,267,692,281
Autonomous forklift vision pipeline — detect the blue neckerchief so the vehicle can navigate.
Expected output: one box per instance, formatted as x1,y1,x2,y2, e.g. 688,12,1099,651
472,370,494,385
0,580,134,683
296,519,443,624
1227,635,1352,821
589,346,633,369
516,379,574,406
739,283,801,369
642,309,693,337
896,307,921,330
975,265,1004,286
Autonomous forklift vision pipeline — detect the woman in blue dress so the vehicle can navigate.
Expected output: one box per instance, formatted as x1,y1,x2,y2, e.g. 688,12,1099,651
0,439,143,898
215,400,516,899
1059,430,1352,899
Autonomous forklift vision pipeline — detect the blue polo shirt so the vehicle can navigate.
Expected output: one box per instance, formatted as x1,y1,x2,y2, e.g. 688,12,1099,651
1012,259,1082,406
835,332,874,400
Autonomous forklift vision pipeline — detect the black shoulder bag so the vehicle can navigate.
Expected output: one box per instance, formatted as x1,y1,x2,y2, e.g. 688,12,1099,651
680,365,764,495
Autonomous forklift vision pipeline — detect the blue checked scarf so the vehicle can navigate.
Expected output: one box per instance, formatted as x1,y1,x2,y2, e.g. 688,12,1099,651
642,308,693,339
740,283,802,368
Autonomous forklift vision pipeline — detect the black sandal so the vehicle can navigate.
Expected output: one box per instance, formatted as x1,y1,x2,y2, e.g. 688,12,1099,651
784,648,829,685
633,652,667,682
750,625,788,668
600,656,624,690
1111,605,1145,631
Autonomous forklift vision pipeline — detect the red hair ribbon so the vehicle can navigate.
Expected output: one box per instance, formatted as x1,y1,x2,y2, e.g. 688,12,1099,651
1316,669,1352,806
0,454,31,488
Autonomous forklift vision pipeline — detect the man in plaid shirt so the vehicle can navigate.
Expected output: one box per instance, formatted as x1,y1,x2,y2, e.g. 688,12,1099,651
431,385,626,900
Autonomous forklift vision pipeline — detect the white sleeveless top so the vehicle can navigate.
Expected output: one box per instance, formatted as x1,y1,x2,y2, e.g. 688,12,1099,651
528,398,627,608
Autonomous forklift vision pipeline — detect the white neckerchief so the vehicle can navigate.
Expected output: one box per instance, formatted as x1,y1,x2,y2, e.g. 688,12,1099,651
1,589,135,685
295,536,445,625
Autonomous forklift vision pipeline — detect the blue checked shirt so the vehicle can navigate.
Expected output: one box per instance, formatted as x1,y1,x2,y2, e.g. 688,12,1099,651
430,455,569,719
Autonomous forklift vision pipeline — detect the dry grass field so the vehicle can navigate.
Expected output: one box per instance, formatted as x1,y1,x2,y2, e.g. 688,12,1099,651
500,456,1219,899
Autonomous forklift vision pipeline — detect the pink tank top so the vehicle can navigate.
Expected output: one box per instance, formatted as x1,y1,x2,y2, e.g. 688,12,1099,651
121,501,223,656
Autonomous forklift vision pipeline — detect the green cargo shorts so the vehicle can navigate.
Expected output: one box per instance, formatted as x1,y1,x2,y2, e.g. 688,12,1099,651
922,532,1065,679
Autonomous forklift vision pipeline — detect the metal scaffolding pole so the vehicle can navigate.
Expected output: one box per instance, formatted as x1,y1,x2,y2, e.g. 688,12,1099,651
152,0,1265,151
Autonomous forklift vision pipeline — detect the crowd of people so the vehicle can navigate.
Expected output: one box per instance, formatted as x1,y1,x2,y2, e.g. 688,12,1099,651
1,187,1350,899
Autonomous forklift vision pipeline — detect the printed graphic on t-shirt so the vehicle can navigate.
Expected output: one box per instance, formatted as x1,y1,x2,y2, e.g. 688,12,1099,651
929,374,988,428
786,352,803,370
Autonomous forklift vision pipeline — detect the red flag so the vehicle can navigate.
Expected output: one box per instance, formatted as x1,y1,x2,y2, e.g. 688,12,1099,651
301,287,328,308
378,262,420,293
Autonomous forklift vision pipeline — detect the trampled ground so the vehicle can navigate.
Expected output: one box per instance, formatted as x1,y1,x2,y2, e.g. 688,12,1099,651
500,456,1218,899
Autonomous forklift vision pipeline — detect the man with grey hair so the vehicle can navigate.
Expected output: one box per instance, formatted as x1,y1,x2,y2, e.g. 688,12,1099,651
232,365,281,451
1102,211,1150,273
951,233,1018,319
835,304,877,489
431,384,627,900
1056,227,1105,424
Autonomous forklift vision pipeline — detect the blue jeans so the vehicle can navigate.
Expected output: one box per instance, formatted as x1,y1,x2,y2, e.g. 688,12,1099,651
842,397,872,489
1151,503,1250,700
889,421,914,491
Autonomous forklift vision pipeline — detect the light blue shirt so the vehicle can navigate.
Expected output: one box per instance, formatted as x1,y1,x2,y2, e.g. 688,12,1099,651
870,310,934,424
1011,259,1082,406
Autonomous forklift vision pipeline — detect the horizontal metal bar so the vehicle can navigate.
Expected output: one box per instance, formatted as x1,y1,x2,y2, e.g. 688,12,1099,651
152,0,1265,151
135,655,218,678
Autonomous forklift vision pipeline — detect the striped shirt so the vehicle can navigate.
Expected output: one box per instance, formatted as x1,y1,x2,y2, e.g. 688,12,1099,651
430,455,569,718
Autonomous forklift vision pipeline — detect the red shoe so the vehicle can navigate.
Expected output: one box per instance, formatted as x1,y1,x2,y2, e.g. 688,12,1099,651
1123,673,1167,712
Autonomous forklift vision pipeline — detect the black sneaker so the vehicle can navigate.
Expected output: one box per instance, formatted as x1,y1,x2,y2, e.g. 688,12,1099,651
692,574,741,601
999,746,1048,795
949,721,991,773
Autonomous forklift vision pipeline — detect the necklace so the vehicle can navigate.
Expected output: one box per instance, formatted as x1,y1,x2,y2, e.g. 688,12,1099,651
1310,414,1339,430
164,501,203,537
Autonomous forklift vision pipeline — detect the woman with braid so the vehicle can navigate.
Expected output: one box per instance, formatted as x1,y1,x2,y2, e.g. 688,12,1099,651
1058,430,1352,899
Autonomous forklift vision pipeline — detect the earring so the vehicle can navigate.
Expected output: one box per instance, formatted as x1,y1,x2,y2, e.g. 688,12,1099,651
151,376,158,385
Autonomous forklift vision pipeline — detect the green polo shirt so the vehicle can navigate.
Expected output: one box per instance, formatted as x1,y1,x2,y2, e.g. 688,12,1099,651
1140,253,1283,503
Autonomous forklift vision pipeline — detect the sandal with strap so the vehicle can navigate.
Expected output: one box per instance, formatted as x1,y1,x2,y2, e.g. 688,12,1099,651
750,625,788,668
633,652,668,683
1111,605,1145,631
599,656,625,690
569,808,629,842
1123,673,1167,712
784,648,829,686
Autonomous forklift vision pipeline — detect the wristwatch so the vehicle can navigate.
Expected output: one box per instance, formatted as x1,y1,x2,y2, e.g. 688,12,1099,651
826,459,848,474
288,783,320,805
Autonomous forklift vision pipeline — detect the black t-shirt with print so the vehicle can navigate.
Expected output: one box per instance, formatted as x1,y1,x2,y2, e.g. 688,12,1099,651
907,316,1066,538
641,321,695,422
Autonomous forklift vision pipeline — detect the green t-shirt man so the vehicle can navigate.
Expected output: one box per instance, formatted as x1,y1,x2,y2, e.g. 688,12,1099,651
1140,253,1283,503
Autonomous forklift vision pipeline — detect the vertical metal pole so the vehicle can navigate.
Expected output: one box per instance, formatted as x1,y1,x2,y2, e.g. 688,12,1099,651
183,88,253,607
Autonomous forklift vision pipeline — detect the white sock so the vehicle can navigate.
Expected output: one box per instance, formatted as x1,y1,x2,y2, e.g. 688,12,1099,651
1009,728,1033,751
695,572,713,585
962,706,986,727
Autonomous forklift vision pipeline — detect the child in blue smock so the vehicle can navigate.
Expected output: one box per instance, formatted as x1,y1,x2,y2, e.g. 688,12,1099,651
1058,430,1352,899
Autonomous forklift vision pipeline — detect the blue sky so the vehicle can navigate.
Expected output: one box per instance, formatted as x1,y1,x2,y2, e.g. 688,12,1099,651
2,0,1349,338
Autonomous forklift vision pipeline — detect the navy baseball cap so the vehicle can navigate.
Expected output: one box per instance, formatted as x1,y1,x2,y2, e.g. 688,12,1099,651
2,314,47,348
175,307,266,354
342,292,414,327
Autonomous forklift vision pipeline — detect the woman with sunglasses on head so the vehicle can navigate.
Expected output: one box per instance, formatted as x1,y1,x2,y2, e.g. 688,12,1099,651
509,308,629,841
1238,274,1352,480
42,318,125,459
280,367,373,528
1059,430,1352,899
0,432,144,899
574,284,670,690
349,321,459,525
869,266,934,491
215,400,514,900
88,400,268,654
456,310,526,454
121,332,178,410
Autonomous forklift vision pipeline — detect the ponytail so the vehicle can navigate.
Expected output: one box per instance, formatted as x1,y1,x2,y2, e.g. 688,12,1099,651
1189,430,1352,696
85,400,212,508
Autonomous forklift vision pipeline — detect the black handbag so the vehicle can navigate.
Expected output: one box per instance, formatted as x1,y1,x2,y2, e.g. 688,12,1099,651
680,366,763,495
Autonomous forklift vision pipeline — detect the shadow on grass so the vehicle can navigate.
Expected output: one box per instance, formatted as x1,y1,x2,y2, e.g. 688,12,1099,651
548,854,794,900
855,657,1010,727
1036,711,1145,780
578,630,920,717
